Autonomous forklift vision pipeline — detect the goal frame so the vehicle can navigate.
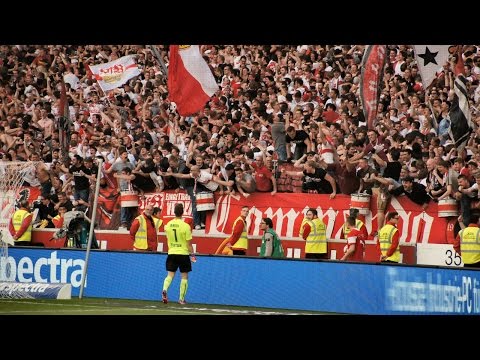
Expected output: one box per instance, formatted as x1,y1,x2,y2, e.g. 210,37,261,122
0,161,41,281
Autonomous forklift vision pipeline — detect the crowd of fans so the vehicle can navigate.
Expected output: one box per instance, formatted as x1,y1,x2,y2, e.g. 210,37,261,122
2,44,480,231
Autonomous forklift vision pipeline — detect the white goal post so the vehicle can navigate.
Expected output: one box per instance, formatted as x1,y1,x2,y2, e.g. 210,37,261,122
0,161,41,281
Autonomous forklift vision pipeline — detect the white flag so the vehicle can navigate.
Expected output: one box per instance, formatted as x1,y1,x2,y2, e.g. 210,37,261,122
89,55,141,92
413,45,450,88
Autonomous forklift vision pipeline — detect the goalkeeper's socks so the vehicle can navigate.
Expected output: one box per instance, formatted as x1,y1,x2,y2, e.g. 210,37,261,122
179,279,188,302
163,276,173,292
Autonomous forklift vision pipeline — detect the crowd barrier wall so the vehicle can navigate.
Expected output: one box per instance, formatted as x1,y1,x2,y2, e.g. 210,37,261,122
15,189,458,265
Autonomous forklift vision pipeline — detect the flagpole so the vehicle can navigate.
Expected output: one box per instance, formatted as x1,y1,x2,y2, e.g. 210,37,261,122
59,78,71,162
425,88,439,130
148,45,168,80
94,82,114,108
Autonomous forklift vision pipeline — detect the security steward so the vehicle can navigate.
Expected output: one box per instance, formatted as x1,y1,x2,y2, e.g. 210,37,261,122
454,213,480,268
9,200,33,246
377,211,401,263
300,208,327,259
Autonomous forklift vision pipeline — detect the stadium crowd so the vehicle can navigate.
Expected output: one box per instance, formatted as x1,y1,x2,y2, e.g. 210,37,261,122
2,44,480,231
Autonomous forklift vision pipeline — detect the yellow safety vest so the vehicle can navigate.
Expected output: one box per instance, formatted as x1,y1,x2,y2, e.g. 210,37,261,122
303,218,327,254
378,223,400,262
231,216,248,250
459,226,480,265
12,209,32,243
342,219,364,239
153,217,163,233
133,215,149,250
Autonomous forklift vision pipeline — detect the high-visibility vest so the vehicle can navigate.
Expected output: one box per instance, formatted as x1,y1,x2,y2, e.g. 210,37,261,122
342,219,364,239
260,228,285,258
231,216,248,250
459,226,480,264
153,217,163,233
304,218,327,254
378,223,400,262
133,215,149,250
12,209,32,243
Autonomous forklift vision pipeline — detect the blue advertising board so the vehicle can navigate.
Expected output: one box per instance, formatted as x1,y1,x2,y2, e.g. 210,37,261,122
3,248,480,314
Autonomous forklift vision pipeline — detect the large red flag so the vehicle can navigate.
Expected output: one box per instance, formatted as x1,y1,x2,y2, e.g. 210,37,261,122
168,45,218,116
359,45,386,130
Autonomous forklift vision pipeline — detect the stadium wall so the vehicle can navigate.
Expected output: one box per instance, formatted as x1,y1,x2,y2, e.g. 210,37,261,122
22,188,456,246
4,248,480,315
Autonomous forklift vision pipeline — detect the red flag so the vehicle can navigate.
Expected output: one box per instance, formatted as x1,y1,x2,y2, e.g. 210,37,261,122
359,45,387,129
168,45,218,116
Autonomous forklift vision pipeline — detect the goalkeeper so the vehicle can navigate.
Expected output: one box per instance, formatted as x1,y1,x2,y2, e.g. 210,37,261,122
162,203,194,305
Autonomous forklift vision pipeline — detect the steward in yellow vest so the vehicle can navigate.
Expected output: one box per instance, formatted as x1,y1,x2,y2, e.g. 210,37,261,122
214,206,250,256
454,213,480,268
377,211,401,263
299,208,327,259
9,200,33,245
130,205,158,251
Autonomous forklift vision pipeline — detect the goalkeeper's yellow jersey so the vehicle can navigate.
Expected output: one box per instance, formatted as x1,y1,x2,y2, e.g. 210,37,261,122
164,218,192,255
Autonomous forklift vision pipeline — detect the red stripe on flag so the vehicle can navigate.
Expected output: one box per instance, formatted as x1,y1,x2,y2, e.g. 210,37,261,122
360,45,386,130
454,45,466,76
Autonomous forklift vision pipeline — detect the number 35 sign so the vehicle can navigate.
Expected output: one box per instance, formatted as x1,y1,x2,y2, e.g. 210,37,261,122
416,243,464,267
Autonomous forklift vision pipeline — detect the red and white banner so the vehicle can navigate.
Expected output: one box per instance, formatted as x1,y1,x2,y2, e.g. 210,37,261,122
89,55,141,92
168,45,218,116
359,45,386,129
204,192,448,244
138,191,450,245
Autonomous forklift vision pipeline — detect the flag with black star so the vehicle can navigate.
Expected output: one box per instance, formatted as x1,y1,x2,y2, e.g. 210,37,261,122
413,45,450,88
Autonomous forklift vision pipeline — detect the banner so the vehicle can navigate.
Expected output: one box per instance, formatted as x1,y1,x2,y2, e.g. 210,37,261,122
114,191,451,245
94,190,193,230
359,45,386,129
89,55,141,92
205,192,446,244
27,187,451,245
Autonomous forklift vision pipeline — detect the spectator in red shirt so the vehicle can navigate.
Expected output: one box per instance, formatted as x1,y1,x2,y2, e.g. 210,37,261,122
249,154,277,195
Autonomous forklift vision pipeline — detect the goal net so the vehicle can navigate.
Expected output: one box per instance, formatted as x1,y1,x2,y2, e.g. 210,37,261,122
0,161,39,281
